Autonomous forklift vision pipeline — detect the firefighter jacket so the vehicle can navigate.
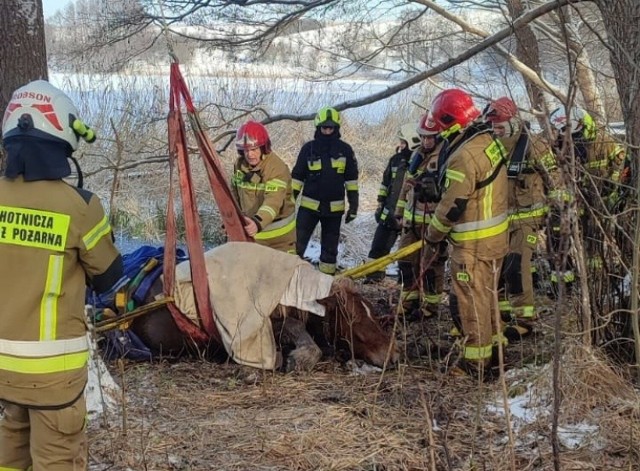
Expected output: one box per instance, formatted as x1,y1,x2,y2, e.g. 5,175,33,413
231,151,296,243
579,130,626,192
396,142,444,228
426,126,509,261
500,126,560,227
377,146,411,224
0,176,122,408
291,130,359,217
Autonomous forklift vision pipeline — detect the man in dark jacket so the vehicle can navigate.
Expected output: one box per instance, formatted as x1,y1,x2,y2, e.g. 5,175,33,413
365,123,421,282
292,106,359,275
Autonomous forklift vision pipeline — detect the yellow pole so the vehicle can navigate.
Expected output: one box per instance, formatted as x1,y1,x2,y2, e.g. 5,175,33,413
339,240,423,280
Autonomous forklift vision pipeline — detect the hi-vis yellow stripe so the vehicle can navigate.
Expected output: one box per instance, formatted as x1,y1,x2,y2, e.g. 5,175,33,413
483,171,493,220
450,218,508,242
431,215,451,234
445,169,465,183
83,215,111,250
0,351,88,374
464,343,493,360
255,215,296,240
0,205,70,251
40,255,63,341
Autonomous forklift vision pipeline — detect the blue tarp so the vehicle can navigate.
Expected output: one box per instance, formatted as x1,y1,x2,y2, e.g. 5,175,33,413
87,246,188,361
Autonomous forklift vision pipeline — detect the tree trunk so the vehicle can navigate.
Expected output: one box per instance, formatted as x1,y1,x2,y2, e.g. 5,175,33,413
559,6,606,121
0,0,48,168
505,0,550,125
593,0,640,380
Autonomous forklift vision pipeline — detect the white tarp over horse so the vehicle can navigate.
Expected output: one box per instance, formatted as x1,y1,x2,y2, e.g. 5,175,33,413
170,242,334,370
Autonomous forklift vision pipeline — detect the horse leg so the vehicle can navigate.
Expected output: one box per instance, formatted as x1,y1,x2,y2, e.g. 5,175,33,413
272,317,322,372
306,313,335,357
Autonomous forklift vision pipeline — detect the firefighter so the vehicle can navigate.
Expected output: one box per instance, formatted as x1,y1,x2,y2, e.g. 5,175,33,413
231,120,296,253
394,113,447,319
0,80,123,470
547,106,626,297
424,89,509,378
484,97,560,338
292,106,359,275
364,123,421,283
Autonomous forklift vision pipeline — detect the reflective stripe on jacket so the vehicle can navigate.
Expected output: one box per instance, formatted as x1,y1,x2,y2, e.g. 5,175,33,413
232,151,296,235
500,129,557,223
0,176,122,408
426,130,509,261
584,130,625,186
396,143,442,227
291,134,359,216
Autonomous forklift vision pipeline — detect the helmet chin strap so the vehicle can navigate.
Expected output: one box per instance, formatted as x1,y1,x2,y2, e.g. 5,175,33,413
495,118,520,138
68,155,84,188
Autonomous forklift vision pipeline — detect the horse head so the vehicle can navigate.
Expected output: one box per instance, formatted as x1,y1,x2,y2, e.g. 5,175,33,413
319,278,399,368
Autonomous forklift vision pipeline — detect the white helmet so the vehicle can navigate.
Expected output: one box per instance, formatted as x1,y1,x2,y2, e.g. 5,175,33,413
2,80,92,150
397,123,421,150
549,106,596,139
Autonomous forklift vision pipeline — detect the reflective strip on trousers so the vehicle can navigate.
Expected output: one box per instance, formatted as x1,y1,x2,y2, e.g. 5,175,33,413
463,343,493,360
513,305,535,318
498,300,512,312
424,293,441,304
319,261,336,275
401,290,420,302
551,271,575,283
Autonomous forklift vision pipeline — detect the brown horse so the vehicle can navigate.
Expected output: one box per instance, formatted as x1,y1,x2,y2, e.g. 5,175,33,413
130,276,399,372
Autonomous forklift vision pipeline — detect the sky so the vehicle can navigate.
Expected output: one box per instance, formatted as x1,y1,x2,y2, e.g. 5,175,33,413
42,0,74,18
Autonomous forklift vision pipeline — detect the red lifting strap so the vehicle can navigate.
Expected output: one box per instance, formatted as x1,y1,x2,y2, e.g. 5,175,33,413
164,63,252,344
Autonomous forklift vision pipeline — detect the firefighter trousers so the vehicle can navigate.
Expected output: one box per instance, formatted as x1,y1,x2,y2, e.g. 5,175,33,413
296,208,342,275
499,221,539,320
397,227,445,309
449,253,504,367
367,222,399,260
0,395,87,471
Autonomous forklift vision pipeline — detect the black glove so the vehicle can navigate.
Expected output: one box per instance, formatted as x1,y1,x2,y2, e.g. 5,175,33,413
345,208,357,224
374,204,384,224
385,215,402,231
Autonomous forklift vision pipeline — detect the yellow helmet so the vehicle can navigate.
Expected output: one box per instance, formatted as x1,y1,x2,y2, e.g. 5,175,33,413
314,106,341,128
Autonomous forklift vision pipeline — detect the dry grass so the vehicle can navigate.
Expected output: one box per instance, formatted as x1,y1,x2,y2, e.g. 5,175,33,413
88,285,640,471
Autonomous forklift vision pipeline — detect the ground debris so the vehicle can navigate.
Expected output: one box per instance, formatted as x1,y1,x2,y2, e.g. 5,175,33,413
88,282,640,470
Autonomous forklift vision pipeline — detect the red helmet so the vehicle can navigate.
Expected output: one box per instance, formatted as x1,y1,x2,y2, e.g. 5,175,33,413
236,120,271,154
430,89,481,132
485,97,518,123
417,112,440,136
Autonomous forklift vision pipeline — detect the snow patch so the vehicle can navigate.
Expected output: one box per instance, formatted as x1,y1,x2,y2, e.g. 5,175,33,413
86,327,120,417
